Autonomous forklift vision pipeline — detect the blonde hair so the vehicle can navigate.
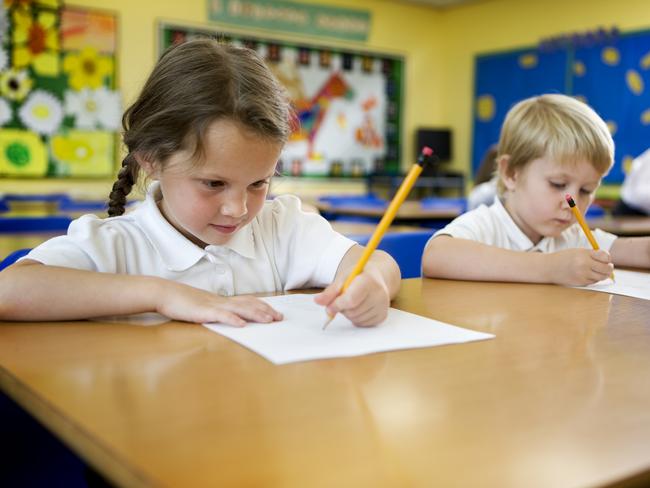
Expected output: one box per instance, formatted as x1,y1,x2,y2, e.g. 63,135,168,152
496,94,614,195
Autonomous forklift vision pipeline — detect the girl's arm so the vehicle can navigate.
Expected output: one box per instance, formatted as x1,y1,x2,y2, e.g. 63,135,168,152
314,246,400,326
0,260,282,325
422,235,613,286
609,237,650,268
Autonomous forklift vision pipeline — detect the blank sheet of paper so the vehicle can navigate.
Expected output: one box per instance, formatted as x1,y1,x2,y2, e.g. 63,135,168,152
203,294,494,364
576,269,650,301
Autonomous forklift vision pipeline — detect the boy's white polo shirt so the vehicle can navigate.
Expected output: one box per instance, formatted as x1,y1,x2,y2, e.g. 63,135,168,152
23,184,356,296
430,197,617,252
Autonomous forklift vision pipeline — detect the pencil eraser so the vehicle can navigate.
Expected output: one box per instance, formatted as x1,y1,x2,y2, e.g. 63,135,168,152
565,194,574,205
421,146,433,156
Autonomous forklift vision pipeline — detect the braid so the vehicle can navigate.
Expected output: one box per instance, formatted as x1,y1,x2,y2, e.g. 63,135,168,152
107,156,137,217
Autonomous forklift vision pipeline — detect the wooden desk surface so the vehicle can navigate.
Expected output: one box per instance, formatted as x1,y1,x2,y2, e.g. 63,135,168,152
589,216,650,236
315,200,462,220
1,279,650,487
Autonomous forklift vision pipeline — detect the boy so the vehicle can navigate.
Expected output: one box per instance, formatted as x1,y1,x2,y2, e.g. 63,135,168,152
422,94,650,286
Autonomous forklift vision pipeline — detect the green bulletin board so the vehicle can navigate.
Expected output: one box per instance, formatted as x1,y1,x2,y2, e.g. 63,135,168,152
160,22,404,177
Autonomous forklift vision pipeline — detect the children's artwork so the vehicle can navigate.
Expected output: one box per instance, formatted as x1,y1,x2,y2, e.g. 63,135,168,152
160,22,403,177
576,269,650,301
0,1,119,178
204,294,494,364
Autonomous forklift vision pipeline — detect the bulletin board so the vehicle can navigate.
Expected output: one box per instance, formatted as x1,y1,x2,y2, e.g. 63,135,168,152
159,22,404,177
0,1,120,178
473,28,650,184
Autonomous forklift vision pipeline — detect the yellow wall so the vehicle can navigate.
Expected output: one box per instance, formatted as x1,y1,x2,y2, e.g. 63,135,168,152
4,0,650,197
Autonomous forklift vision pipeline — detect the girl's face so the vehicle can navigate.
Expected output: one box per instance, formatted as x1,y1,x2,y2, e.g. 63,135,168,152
501,156,603,244
151,118,282,247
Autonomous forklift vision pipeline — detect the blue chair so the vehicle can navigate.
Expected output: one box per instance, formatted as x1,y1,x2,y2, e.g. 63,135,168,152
585,203,605,218
420,196,467,213
0,248,31,271
318,193,387,223
349,230,434,279
0,215,72,233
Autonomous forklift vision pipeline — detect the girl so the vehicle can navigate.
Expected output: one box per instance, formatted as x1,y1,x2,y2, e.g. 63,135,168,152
0,39,400,326
422,94,650,286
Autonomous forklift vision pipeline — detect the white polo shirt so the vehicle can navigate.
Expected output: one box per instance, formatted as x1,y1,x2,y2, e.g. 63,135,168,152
430,197,618,253
22,184,356,296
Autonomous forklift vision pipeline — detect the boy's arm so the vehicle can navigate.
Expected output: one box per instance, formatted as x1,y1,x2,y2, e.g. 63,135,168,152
0,260,282,325
609,237,650,268
422,235,613,285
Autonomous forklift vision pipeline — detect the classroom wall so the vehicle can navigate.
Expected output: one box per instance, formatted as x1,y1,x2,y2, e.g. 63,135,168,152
4,0,650,197
437,0,650,188
1,0,445,198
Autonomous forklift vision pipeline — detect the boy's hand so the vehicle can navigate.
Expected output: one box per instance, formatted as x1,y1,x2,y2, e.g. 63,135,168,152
156,281,283,326
548,248,614,286
314,272,390,327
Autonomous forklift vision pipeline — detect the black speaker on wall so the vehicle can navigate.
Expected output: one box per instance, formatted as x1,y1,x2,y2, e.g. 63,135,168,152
415,128,452,163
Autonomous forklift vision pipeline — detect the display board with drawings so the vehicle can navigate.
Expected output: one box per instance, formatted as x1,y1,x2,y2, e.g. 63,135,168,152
0,1,120,178
159,22,404,178
473,28,650,184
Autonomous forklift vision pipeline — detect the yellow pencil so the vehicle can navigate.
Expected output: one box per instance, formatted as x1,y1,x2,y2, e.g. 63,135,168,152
565,194,615,282
322,146,437,330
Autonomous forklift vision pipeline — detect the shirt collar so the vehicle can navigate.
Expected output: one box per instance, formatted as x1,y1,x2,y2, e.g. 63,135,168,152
492,197,553,252
132,182,256,271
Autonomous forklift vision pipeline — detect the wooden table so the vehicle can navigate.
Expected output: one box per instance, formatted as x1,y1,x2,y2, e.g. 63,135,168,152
315,200,462,221
589,216,650,236
1,278,650,487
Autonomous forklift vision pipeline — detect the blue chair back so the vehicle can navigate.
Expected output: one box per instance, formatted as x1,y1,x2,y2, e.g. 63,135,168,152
0,248,31,271
585,203,605,218
349,230,434,279
0,215,72,233
420,196,467,213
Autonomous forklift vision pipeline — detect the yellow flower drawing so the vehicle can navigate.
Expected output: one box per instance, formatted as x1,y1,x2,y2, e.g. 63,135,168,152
0,129,47,176
50,130,114,176
12,7,60,76
63,47,113,91
0,68,33,101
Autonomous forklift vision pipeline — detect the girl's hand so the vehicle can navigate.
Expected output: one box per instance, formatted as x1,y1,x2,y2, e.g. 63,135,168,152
156,281,283,326
548,248,614,286
314,272,390,327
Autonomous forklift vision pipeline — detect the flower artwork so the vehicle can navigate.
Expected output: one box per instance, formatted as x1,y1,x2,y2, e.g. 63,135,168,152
0,1,119,177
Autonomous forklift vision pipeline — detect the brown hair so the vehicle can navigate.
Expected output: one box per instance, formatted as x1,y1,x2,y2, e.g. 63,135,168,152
108,38,292,216
496,94,614,195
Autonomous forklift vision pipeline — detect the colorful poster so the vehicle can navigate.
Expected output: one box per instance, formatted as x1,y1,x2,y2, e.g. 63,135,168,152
160,23,403,177
0,1,119,178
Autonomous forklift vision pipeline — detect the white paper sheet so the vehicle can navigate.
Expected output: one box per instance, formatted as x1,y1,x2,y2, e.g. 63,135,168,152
576,269,650,300
203,294,494,364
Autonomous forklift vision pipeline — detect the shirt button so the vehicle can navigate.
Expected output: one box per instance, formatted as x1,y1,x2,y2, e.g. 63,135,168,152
214,264,226,274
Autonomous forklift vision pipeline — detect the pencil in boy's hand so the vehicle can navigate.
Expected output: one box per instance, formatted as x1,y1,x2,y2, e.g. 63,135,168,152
322,146,438,330
565,194,615,282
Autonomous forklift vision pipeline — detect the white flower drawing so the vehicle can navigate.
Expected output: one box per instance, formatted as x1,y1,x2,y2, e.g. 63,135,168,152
65,86,121,130
18,89,63,135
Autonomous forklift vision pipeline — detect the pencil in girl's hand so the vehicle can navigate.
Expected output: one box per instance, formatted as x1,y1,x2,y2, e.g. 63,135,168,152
565,194,615,282
322,146,438,330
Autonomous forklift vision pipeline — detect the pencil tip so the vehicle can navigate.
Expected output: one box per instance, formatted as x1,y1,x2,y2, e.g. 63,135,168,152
322,316,334,330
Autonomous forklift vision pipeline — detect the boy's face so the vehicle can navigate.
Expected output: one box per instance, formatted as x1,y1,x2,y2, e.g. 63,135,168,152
501,156,603,244
151,118,282,247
